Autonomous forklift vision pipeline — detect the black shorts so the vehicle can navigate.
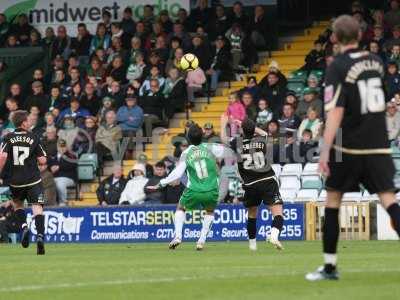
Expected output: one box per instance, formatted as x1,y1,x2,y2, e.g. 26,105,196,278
326,150,396,194
242,177,283,208
10,182,44,204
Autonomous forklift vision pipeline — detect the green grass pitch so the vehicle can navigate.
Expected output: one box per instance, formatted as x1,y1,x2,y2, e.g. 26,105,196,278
1,241,399,300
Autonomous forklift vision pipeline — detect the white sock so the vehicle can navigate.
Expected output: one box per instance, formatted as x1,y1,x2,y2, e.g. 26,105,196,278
270,227,280,241
198,214,214,244
324,253,337,266
249,238,257,250
174,210,186,240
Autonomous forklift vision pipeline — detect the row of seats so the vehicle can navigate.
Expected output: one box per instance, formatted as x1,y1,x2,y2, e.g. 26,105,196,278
281,189,382,203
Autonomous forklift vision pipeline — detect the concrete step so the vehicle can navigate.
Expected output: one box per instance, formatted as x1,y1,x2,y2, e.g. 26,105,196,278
271,49,310,57
266,56,305,65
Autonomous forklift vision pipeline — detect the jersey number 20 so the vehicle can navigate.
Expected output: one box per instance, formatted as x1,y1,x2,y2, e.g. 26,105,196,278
357,78,385,114
242,152,266,169
13,146,30,166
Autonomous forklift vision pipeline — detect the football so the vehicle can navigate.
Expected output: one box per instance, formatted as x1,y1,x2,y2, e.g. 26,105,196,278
180,53,199,71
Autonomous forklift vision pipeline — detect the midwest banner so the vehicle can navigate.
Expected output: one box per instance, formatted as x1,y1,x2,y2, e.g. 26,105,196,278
26,204,305,243
1,0,190,35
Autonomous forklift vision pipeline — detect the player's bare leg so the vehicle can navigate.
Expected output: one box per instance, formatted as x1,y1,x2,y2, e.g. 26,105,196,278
169,204,185,250
306,190,342,281
196,209,215,251
12,199,29,248
378,191,400,236
32,204,45,255
247,206,258,251
268,204,284,250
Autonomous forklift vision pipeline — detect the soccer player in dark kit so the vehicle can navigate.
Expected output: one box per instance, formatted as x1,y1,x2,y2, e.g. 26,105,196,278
0,110,47,255
306,15,400,281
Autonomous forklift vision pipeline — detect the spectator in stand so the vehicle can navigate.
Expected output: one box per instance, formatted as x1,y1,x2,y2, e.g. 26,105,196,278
101,11,112,34
87,57,106,84
307,74,320,90
39,162,57,206
259,71,287,116
144,161,167,204
127,52,146,83
57,116,80,149
256,98,273,127
159,10,173,34
186,66,206,106
28,29,41,47
297,107,322,141
95,110,122,167
191,0,212,30
137,154,154,178
106,54,126,84
370,24,385,50
304,40,325,72
278,103,301,137
134,21,148,46
28,113,44,138
154,35,169,64
42,126,58,157
208,4,230,41
72,23,92,66
202,123,221,143
225,23,246,72
139,79,166,137
7,83,23,106
177,8,191,31
116,96,144,135
48,139,77,205
386,101,400,142
249,5,270,50
58,98,90,127
207,36,233,96
164,67,186,117
102,80,125,108
0,14,10,46
25,81,50,116
74,116,97,154
70,82,84,102
52,25,72,60
121,7,136,36
165,47,184,76
80,82,100,116
389,44,400,69
110,22,131,50
26,69,46,96
10,14,33,46
90,23,111,55
285,91,299,110
295,87,323,120
44,112,57,130
368,41,385,62
139,66,166,96
97,97,114,125
48,85,67,113
97,165,127,206
5,35,18,48
142,5,156,32
167,22,191,50
242,92,258,121
266,120,281,163
385,0,400,30
385,25,400,52
239,76,261,103
119,163,148,205
1,98,19,126
225,92,246,136
385,61,400,99
230,1,249,31
189,35,211,71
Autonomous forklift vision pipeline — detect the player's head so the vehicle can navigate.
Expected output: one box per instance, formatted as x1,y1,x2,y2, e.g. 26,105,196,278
187,124,203,146
241,118,256,138
11,110,30,130
332,15,360,46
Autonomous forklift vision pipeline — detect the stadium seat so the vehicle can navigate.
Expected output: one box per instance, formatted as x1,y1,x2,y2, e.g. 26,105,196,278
271,164,282,177
280,176,301,190
302,163,319,175
318,189,327,202
78,153,98,181
342,192,362,202
296,189,319,201
281,163,303,177
287,82,304,95
280,189,298,203
394,158,400,174
301,175,323,190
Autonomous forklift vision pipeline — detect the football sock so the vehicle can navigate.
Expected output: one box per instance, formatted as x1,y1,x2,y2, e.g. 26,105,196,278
386,203,400,236
271,215,283,241
35,214,45,238
247,218,257,239
174,210,185,240
198,214,214,244
323,208,339,273
14,209,27,230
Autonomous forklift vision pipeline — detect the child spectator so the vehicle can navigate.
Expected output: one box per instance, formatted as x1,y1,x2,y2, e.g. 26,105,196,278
298,129,318,163
256,98,273,127
388,44,400,69
225,93,246,136
226,23,245,72
186,66,206,106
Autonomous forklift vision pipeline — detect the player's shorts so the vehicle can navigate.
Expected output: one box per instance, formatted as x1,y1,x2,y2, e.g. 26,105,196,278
10,182,44,204
326,150,396,194
179,188,219,210
242,177,283,208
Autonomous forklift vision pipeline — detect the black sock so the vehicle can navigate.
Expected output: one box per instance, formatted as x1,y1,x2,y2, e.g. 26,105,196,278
14,209,27,230
35,214,45,238
272,215,284,231
247,218,257,239
323,208,339,273
387,203,400,236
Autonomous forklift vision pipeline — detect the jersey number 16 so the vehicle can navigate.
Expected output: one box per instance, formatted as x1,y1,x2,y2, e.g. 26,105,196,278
357,77,385,114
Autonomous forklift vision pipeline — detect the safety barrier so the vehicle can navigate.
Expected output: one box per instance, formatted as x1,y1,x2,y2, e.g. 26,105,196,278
306,202,370,241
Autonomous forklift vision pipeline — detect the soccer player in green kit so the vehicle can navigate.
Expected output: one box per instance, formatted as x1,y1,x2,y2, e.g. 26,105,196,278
147,124,234,250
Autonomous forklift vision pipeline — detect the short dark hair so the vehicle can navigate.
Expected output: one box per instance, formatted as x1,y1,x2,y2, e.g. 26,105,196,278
102,11,111,18
332,15,360,45
187,124,203,145
77,23,86,28
11,110,29,128
241,118,256,138
302,129,313,138
155,161,166,168
124,7,132,14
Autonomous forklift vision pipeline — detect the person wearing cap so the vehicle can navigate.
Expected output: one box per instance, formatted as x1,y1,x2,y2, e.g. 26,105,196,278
202,122,221,143
97,164,127,206
119,163,149,205
25,80,50,116
58,97,90,128
206,35,233,95
385,60,400,99
116,96,144,135
48,139,77,205
295,87,322,120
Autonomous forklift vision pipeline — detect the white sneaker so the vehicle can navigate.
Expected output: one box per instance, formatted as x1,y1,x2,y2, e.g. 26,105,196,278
305,266,339,281
168,237,182,250
196,242,204,251
249,239,257,251
267,237,284,250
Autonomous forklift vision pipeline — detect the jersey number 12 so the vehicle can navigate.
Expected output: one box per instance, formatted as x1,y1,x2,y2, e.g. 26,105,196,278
357,77,385,114
13,146,30,166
